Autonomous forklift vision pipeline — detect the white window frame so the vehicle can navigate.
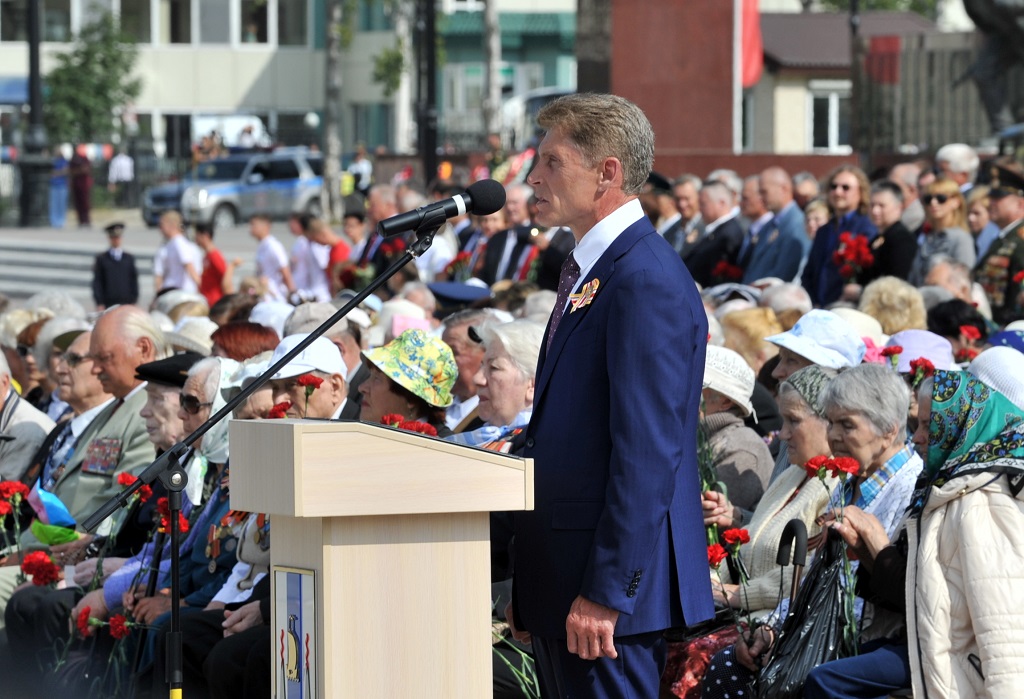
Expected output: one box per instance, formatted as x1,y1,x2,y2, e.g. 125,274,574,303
807,79,852,155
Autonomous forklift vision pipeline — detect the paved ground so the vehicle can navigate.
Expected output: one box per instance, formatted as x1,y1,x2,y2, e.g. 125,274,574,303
0,207,299,311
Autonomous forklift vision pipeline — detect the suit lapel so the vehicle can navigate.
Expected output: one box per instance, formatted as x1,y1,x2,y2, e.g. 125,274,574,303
534,219,651,405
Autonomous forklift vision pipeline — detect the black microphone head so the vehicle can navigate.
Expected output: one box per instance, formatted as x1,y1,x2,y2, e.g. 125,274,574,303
465,179,506,216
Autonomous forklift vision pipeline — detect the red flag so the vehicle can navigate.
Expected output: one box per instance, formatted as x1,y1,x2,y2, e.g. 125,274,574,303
741,0,763,89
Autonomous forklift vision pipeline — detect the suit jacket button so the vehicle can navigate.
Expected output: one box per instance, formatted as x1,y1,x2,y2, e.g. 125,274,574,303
525,437,535,449
626,589,636,598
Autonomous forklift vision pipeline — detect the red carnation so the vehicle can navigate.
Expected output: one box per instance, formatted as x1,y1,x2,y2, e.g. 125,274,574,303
828,457,861,478
156,497,190,534
380,413,406,428
0,501,11,517
959,325,981,342
880,346,902,358
21,550,60,586
76,606,93,637
267,401,292,420
711,261,743,281
909,357,935,381
1013,270,1024,284
955,347,979,363
722,528,750,546
707,543,728,568
804,454,830,479
0,481,30,501
108,614,131,640
117,473,138,488
296,374,324,390
398,420,438,437
138,484,153,503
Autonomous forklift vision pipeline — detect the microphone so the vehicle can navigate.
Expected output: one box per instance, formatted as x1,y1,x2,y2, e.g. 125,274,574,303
377,179,506,237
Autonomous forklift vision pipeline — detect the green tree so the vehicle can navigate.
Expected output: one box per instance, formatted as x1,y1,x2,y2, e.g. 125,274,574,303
819,0,938,18
43,10,141,144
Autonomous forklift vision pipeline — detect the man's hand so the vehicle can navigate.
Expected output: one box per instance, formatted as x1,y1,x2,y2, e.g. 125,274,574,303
565,596,619,661
222,600,263,637
71,589,109,638
504,601,531,646
133,595,186,625
51,535,95,567
702,490,737,529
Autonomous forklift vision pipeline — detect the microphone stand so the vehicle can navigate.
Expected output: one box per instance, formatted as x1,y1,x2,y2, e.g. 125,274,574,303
80,211,447,699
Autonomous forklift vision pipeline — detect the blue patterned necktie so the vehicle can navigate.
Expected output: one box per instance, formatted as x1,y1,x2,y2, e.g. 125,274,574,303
546,252,580,355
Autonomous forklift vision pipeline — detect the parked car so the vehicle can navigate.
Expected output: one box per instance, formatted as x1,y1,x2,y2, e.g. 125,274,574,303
142,149,323,229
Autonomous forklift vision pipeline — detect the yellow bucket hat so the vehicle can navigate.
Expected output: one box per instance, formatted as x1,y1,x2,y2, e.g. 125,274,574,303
362,329,457,408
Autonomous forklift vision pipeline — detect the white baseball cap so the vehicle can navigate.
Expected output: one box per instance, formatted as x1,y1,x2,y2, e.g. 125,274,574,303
269,333,346,380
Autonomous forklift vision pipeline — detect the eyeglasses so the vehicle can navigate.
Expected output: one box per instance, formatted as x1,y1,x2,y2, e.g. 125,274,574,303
179,393,213,415
829,182,853,192
61,352,93,369
922,194,949,205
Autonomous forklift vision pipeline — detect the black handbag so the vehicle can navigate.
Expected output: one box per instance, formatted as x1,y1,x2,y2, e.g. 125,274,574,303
756,531,854,699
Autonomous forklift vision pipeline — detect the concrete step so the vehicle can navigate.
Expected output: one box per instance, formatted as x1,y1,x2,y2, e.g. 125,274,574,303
0,241,155,304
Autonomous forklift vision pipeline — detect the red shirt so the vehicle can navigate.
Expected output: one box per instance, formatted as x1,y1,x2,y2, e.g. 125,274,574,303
327,240,351,281
200,248,227,305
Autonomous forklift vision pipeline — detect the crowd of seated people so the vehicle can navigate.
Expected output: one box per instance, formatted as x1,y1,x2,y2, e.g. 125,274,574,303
0,150,1022,699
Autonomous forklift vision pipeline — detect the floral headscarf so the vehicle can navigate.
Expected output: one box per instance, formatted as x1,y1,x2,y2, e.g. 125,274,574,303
925,369,1024,481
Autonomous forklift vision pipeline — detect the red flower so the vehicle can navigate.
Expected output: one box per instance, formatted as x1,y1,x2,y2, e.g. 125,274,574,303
397,420,438,437
722,528,750,546
0,481,29,501
955,347,979,363
804,455,830,479
880,346,902,358
838,264,856,280
909,357,935,382
959,325,981,342
117,473,138,488
296,374,324,390
828,457,861,478
380,413,406,428
0,501,11,517
155,497,190,534
1013,270,1024,284
108,614,131,640
267,401,292,419
833,232,874,281
711,261,743,281
138,485,153,503
21,550,60,586
707,543,728,568
76,606,93,636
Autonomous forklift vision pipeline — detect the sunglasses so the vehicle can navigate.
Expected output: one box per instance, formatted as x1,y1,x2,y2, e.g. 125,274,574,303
179,393,213,415
829,182,853,192
61,352,93,369
15,344,31,357
922,194,949,205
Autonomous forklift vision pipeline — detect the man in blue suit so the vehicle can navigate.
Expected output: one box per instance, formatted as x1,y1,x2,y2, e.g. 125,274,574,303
742,166,811,283
508,93,714,697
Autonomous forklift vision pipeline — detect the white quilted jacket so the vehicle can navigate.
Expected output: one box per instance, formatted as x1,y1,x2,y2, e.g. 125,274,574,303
906,473,1024,698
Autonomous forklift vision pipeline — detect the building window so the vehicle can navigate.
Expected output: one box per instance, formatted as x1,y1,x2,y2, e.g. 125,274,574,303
44,0,72,41
240,0,267,43
120,0,152,43
158,0,191,43
808,80,851,154
277,0,305,45
352,103,394,152
199,0,231,44
0,0,27,41
444,0,484,11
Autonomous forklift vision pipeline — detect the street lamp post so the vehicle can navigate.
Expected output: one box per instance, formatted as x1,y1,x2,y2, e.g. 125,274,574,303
19,0,50,227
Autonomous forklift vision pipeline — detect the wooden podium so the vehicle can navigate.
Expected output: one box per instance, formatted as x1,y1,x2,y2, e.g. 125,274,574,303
229,419,534,699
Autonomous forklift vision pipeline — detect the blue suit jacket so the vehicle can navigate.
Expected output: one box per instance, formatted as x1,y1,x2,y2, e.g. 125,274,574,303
514,215,714,639
742,202,810,283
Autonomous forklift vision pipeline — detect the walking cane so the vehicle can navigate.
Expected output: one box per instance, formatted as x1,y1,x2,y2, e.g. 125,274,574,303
776,519,808,605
